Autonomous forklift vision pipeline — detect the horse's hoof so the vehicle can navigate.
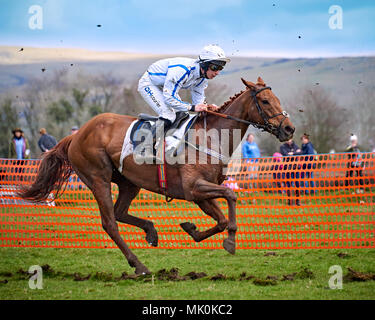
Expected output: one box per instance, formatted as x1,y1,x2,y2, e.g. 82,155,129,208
180,222,196,234
180,222,200,241
223,238,236,255
146,231,158,247
135,265,151,275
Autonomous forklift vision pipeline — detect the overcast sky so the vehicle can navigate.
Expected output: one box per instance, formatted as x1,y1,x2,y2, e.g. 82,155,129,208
0,0,374,57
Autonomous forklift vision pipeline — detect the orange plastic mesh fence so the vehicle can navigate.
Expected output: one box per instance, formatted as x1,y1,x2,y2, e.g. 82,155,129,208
0,153,374,250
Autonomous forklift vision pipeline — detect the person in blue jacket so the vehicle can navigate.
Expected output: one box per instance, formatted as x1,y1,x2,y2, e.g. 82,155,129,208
242,134,261,159
242,133,261,186
299,133,315,155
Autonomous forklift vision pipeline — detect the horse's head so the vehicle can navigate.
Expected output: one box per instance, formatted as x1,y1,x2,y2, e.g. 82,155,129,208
241,77,295,142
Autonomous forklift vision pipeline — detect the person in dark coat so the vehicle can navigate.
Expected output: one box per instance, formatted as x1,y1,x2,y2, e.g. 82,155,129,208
344,134,364,191
280,139,301,206
297,133,316,195
38,128,57,153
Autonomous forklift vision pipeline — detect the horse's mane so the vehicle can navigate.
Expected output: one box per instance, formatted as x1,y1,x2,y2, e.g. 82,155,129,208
217,88,248,113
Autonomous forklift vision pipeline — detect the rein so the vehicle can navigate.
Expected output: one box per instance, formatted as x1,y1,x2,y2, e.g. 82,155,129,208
205,86,289,137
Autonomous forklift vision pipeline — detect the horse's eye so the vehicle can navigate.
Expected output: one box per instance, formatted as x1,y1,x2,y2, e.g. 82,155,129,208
262,100,269,105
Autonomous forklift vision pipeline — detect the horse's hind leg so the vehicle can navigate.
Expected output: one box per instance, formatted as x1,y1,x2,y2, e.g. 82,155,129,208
91,179,150,274
112,173,158,247
180,199,227,242
72,160,150,275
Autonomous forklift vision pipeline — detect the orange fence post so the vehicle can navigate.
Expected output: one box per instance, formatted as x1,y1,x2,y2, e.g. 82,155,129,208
1,154,374,249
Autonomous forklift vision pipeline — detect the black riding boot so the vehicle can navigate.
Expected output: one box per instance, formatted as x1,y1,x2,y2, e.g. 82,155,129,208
141,118,171,164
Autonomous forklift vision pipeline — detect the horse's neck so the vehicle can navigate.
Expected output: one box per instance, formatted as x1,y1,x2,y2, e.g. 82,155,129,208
205,90,252,157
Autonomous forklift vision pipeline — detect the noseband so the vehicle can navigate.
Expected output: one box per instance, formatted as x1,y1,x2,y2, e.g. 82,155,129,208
250,86,290,136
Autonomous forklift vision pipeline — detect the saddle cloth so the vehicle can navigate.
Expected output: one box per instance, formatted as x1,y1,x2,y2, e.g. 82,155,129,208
130,112,196,152
118,112,197,172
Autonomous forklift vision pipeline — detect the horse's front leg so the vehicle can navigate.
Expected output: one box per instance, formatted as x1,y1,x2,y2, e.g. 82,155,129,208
180,198,228,242
189,179,237,254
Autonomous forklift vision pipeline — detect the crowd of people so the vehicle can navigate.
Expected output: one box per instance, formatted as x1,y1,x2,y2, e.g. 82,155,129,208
241,132,367,206
8,126,79,160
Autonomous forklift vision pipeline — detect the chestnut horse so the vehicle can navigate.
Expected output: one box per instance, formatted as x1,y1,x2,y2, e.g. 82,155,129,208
19,77,294,274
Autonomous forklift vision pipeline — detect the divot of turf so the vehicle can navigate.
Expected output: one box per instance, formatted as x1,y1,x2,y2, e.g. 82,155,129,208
73,273,91,281
344,267,375,282
155,268,187,281
296,267,315,279
238,272,255,281
282,267,315,281
264,251,277,257
210,273,227,281
282,273,297,281
253,278,277,286
184,271,207,280
91,271,114,282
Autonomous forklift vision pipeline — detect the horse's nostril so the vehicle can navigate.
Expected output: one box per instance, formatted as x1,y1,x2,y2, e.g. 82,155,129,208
285,126,295,134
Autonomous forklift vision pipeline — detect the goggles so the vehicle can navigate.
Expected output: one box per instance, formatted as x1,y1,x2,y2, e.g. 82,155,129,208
209,64,224,71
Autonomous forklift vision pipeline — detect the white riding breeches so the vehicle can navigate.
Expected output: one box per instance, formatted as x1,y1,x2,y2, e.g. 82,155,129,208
138,72,176,122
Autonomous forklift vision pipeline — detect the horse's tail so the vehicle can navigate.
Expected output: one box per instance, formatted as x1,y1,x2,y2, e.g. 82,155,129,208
17,135,74,202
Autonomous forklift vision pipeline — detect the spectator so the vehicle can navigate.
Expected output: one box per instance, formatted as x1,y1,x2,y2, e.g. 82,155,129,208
297,133,316,195
9,128,30,159
280,139,301,206
223,176,241,190
271,152,283,193
345,134,364,192
71,126,79,135
298,133,315,156
242,134,260,186
280,138,300,156
242,133,261,159
9,128,30,183
38,128,57,153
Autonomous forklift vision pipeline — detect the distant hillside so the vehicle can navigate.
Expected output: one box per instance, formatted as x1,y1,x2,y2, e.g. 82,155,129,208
217,55,375,106
0,46,374,107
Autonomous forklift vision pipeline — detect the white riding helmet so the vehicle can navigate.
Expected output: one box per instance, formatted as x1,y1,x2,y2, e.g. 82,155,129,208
198,44,231,63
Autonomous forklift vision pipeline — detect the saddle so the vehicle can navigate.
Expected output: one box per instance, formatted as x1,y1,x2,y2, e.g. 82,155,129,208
130,112,197,156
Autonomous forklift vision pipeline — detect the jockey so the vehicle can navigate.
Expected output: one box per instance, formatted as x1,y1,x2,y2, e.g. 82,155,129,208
137,44,230,160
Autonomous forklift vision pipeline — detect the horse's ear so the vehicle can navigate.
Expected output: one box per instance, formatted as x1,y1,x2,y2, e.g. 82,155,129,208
241,78,257,89
257,76,265,86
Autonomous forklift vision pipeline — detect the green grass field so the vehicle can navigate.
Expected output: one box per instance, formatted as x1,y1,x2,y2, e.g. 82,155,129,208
0,247,374,300
1,178,374,300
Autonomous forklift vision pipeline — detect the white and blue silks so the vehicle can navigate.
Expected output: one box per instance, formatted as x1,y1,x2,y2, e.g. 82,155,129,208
138,57,208,122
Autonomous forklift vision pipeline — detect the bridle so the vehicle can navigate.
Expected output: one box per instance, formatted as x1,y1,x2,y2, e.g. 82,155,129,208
205,86,290,138
250,86,290,136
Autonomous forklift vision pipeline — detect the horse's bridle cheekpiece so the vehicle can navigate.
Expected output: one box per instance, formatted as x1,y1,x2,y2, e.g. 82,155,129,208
250,86,290,137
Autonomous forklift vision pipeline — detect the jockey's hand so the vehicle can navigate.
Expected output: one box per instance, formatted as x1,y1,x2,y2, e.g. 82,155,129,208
195,104,208,112
207,104,220,112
